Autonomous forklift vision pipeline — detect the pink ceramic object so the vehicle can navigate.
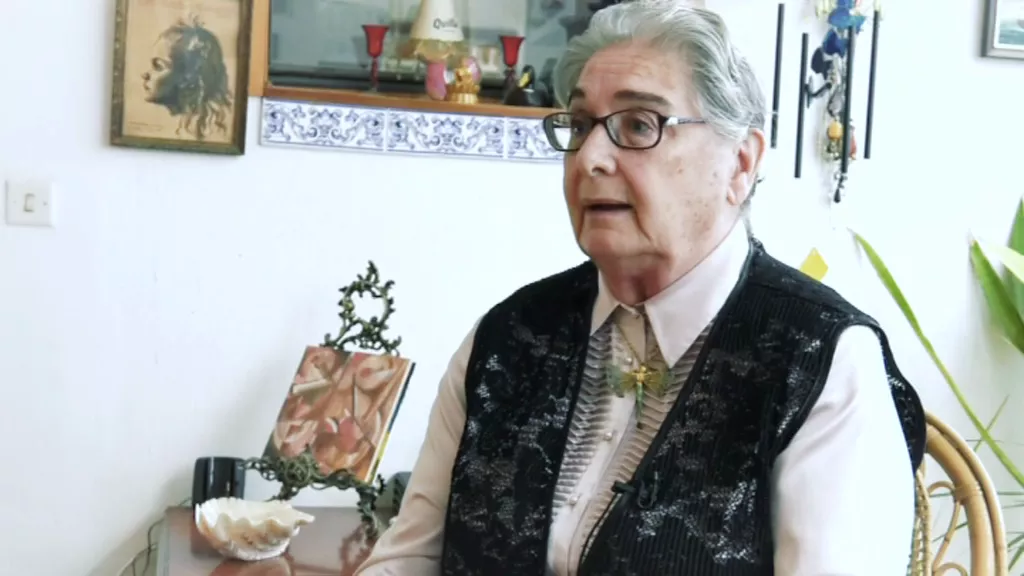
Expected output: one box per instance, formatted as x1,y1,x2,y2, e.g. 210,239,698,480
425,61,448,100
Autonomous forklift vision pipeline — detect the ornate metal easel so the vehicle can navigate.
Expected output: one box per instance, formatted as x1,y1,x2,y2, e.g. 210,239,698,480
244,261,403,539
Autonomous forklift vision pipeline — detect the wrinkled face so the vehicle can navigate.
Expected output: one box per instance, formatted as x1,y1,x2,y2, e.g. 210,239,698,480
563,41,760,273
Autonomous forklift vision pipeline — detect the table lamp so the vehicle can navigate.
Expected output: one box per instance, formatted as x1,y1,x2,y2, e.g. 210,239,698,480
408,0,465,62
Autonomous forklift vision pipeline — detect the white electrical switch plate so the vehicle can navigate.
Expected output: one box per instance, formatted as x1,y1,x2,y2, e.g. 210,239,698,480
5,180,54,227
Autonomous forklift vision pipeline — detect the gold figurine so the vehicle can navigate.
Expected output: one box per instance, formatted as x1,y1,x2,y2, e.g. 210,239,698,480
445,65,480,105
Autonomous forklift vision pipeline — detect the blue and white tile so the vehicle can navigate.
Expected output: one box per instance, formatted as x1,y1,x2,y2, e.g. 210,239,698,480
259,98,561,162
386,111,505,158
261,100,386,152
506,118,563,162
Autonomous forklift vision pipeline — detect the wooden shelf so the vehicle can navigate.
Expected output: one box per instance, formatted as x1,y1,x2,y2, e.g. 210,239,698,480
263,84,559,119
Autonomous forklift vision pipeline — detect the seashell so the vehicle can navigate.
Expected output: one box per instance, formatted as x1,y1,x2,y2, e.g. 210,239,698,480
194,498,315,561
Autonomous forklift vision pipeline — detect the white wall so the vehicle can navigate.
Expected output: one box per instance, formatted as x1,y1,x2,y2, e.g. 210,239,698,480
1,0,1021,574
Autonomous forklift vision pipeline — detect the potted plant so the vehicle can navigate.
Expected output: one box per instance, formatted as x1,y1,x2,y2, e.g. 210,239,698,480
852,199,1024,566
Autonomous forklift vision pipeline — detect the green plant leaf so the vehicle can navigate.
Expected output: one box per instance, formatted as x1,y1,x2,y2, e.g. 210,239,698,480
1005,199,1024,315
985,241,1024,287
1011,545,1024,570
851,231,1024,488
1009,530,1024,568
972,395,1009,453
970,239,1024,356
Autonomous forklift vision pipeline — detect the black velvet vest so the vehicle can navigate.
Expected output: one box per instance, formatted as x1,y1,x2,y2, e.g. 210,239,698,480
440,241,925,576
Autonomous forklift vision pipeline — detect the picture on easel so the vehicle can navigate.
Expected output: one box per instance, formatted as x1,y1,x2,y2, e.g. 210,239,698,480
264,346,415,483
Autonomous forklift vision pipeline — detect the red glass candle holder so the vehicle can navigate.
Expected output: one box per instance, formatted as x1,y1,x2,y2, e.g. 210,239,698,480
499,35,525,88
362,24,390,92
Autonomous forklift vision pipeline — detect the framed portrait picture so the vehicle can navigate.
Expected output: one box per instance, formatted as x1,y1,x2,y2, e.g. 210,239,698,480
110,0,253,155
983,0,1024,60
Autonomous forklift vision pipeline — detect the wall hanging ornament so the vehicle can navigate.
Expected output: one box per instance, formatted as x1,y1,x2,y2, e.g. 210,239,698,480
795,0,882,204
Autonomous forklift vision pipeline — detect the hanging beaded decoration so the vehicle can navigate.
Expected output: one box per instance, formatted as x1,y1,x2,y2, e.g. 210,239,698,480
806,0,877,203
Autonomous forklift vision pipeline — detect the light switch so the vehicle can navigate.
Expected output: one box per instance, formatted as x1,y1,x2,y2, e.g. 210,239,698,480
5,180,54,227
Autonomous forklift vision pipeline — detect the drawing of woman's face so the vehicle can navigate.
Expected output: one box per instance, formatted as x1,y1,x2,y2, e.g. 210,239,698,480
142,40,173,103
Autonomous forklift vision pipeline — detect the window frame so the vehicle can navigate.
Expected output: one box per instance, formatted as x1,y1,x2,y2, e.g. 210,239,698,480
246,0,560,118
248,0,270,97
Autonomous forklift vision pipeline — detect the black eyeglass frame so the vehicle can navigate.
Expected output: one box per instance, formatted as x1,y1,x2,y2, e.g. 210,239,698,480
541,108,706,152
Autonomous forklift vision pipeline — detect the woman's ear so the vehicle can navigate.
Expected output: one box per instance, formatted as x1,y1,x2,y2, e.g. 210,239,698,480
727,128,766,206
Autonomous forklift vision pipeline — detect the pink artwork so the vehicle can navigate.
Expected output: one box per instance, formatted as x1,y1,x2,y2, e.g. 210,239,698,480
264,346,415,482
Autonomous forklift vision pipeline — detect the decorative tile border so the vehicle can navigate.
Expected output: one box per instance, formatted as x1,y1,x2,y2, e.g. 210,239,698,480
260,98,563,163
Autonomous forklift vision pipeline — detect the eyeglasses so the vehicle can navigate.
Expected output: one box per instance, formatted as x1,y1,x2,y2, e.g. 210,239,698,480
541,109,705,152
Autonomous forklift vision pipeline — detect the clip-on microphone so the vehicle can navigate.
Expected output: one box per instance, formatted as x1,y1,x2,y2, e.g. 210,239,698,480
612,472,660,510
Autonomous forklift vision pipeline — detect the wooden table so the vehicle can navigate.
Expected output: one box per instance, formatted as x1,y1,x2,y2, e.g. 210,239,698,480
156,506,376,576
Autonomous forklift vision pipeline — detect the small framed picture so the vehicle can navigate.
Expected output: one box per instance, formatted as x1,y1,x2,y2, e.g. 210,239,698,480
109,0,253,155
983,0,1024,60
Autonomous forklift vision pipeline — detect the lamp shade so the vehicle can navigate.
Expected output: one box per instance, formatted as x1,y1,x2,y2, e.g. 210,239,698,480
409,0,464,42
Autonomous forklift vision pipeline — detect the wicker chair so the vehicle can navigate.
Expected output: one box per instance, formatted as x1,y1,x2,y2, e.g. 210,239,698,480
910,412,1008,575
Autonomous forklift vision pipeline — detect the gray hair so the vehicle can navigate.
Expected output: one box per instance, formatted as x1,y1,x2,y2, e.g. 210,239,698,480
553,1,766,216
554,1,765,143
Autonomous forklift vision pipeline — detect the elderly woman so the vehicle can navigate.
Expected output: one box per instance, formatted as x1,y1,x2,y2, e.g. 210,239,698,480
356,2,924,575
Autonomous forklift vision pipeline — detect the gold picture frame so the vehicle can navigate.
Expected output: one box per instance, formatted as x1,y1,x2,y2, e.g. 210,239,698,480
109,0,253,155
